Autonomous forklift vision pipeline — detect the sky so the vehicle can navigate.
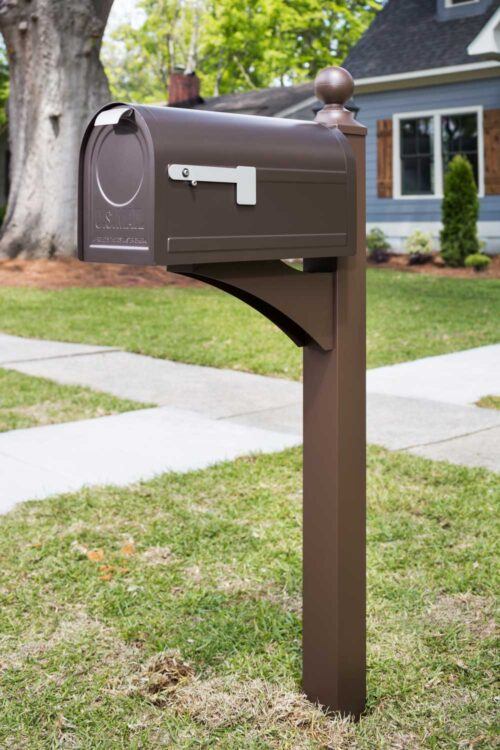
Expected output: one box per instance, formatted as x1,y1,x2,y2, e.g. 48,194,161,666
105,0,144,39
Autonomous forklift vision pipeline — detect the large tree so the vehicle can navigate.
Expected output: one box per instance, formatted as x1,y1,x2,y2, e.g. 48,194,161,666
0,0,114,258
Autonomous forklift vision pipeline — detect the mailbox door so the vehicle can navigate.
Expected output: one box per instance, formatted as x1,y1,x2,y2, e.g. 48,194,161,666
79,106,155,265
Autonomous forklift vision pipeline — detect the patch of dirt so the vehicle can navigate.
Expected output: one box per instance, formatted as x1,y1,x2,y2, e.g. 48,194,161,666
130,653,354,749
0,257,205,289
183,562,301,614
133,650,195,699
386,732,422,749
0,604,138,672
427,593,496,639
184,564,203,584
141,546,175,565
1,402,57,422
173,676,355,748
369,253,500,279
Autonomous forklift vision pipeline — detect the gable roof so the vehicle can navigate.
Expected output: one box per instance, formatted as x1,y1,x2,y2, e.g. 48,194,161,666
194,82,313,117
468,6,500,59
343,0,499,79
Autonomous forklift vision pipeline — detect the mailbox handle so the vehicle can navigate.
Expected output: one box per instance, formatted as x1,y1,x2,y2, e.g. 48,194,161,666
168,164,257,206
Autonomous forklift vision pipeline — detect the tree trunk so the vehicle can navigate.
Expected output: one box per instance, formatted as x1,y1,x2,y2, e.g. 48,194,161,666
0,0,114,258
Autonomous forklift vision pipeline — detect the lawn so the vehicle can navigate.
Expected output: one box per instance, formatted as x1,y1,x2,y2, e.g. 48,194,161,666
477,395,500,411
0,368,148,432
0,447,497,748
0,270,499,378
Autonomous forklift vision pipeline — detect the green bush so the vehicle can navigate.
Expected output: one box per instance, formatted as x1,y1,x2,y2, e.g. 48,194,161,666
0,204,5,227
464,253,491,272
440,155,479,267
405,229,433,265
367,227,390,263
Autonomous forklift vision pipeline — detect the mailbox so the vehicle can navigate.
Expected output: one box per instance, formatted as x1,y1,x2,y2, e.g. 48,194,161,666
77,66,368,719
78,103,356,266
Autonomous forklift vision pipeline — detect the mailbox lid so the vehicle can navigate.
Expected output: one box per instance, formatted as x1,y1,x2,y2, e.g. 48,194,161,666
137,105,356,265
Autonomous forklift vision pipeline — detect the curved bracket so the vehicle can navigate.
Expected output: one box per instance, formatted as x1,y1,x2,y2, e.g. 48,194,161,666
168,260,334,351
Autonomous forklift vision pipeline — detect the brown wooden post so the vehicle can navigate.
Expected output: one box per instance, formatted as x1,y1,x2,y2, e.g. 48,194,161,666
302,67,367,717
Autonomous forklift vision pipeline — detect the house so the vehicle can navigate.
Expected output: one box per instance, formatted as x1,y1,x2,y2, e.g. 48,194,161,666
171,0,500,253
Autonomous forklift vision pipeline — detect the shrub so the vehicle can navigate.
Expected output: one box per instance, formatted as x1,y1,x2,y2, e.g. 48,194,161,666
464,253,491,272
367,227,390,263
440,155,479,267
405,230,433,265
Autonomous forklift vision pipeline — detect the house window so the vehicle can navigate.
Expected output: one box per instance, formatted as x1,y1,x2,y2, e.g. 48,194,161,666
395,108,483,199
400,117,434,195
442,113,478,185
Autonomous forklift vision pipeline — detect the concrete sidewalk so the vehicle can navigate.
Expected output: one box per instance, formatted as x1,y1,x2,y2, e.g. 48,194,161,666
0,406,300,514
0,333,499,511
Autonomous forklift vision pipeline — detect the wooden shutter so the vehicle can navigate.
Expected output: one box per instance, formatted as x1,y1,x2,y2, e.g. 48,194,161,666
377,119,393,198
484,109,500,195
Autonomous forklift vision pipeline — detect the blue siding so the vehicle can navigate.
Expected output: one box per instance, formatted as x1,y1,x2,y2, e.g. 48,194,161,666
356,77,500,224
289,76,500,241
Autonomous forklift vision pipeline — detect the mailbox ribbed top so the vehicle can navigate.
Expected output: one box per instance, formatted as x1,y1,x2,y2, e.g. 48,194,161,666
136,104,349,174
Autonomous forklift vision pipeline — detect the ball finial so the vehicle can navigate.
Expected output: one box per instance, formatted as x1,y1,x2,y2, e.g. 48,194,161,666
314,66,354,107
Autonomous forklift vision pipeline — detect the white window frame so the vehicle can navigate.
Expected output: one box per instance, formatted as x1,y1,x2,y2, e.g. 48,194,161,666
393,106,484,200
445,0,479,6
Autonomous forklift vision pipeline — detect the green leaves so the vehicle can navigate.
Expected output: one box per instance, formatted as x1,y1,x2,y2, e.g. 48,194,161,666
102,0,382,100
104,0,206,103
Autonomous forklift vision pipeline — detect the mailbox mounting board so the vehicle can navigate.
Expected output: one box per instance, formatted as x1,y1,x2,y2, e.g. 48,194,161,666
79,103,356,266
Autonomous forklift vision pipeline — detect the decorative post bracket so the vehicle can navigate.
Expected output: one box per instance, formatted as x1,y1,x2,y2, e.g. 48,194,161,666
170,260,335,351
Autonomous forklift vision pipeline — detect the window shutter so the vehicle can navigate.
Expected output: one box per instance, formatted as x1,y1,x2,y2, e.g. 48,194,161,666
377,119,393,198
484,109,500,195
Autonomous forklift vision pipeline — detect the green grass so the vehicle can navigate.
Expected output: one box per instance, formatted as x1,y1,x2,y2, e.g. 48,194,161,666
476,394,500,411
0,447,497,748
0,270,498,378
0,368,148,431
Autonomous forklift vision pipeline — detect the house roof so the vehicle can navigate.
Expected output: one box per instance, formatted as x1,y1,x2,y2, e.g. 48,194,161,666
194,81,313,117
342,0,499,79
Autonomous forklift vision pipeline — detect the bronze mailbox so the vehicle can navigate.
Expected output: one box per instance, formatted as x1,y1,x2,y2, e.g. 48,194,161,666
77,67,367,720
78,102,356,266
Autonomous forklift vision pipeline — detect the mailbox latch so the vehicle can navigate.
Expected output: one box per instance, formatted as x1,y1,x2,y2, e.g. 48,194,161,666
168,164,256,206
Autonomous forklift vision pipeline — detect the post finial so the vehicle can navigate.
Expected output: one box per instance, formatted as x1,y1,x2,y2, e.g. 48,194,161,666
315,66,354,106
314,66,362,130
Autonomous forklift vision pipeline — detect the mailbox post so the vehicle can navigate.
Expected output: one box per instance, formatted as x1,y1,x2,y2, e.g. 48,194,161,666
78,66,367,718
303,67,366,718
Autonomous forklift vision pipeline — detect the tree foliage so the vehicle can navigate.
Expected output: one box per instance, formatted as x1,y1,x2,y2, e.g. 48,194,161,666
103,0,382,101
104,0,205,102
202,0,381,94
440,155,480,267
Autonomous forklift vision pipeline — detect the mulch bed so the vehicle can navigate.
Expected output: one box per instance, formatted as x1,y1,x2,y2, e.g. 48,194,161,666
369,253,500,279
0,257,204,290
0,254,498,290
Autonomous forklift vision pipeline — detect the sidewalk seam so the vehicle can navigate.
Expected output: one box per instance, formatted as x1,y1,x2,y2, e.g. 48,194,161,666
1,348,122,366
400,421,500,451
217,400,300,421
